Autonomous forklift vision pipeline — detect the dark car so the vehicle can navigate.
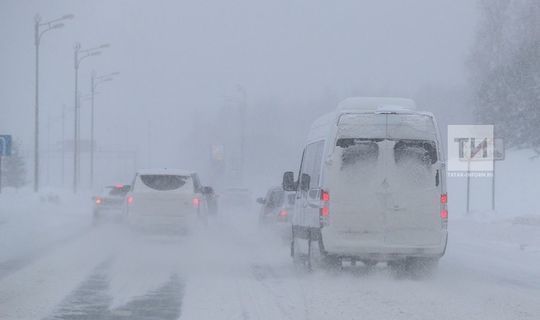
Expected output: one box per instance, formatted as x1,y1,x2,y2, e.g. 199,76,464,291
93,184,131,223
257,186,295,226
201,186,218,215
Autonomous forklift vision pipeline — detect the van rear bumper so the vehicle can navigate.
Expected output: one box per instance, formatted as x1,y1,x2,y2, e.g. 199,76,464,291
321,229,447,260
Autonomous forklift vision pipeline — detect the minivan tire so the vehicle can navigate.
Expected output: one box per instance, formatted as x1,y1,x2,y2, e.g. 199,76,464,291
389,257,439,278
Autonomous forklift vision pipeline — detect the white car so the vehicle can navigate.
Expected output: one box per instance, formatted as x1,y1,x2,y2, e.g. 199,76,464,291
124,169,210,234
284,97,448,271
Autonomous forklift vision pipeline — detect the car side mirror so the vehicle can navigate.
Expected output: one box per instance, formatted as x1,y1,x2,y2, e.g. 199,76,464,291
282,171,295,191
300,173,311,192
256,197,266,205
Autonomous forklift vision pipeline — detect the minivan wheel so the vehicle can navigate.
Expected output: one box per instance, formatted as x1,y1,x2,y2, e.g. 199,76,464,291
389,258,439,278
408,257,439,276
321,255,342,269
291,235,305,266
387,259,407,276
361,260,378,268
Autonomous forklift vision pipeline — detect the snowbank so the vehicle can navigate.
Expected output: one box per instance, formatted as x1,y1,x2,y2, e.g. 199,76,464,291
0,188,92,266
448,148,540,217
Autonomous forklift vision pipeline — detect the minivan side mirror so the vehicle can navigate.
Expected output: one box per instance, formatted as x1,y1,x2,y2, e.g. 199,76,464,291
300,173,311,192
282,171,295,191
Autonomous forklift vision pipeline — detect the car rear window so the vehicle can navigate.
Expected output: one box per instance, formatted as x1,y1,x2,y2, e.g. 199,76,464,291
139,175,189,191
107,186,130,196
267,190,284,208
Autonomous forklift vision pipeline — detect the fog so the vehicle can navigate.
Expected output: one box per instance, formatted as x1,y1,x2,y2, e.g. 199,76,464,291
1,0,476,189
1,1,539,319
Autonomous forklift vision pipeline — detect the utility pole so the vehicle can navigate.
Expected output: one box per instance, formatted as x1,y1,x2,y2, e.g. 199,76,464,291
73,43,79,193
34,16,40,193
46,110,51,185
72,42,109,193
89,71,118,188
237,85,247,185
33,13,73,192
61,104,66,186
466,158,471,214
90,72,94,188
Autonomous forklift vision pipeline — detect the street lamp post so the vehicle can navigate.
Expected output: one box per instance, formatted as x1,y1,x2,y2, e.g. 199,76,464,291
89,71,118,188
73,43,109,193
33,13,74,192
61,104,66,186
237,85,247,185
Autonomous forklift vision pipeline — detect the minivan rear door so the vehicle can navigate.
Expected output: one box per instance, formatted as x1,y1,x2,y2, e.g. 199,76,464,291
383,138,441,246
330,113,442,246
328,137,386,244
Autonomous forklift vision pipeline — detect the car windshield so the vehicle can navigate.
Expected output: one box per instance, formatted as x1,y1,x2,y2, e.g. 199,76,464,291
267,190,284,208
286,193,296,206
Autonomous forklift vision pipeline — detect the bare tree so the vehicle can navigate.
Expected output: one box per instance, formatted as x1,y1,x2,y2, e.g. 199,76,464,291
469,0,540,151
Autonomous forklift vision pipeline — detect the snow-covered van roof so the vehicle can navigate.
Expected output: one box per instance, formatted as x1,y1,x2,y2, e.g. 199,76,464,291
306,97,428,143
136,168,196,176
337,97,416,112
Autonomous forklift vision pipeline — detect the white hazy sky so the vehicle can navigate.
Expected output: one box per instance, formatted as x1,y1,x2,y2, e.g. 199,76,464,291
0,0,477,186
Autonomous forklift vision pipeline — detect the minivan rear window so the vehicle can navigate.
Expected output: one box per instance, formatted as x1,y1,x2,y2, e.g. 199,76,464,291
338,113,437,140
336,138,380,167
140,175,189,191
394,139,438,165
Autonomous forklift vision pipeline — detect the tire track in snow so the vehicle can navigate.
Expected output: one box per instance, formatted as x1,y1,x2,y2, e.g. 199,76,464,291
0,225,93,280
44,260,185,320
0,226,126,319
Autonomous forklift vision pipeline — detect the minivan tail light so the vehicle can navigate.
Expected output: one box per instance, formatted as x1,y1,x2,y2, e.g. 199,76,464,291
440,193,448,229
440,209,448,219
279,210,288,217
321,206,329,217
440,194,448,204
127,196,134,205
320,189,330,225
192,197,200,209
322,190,330,202
95,197,102,205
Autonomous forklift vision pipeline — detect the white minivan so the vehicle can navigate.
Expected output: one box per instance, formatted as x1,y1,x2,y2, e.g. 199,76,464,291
283,97,448,271
124,169,211,234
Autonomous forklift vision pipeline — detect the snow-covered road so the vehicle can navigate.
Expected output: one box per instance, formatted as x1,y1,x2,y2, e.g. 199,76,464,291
0,194,539,320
